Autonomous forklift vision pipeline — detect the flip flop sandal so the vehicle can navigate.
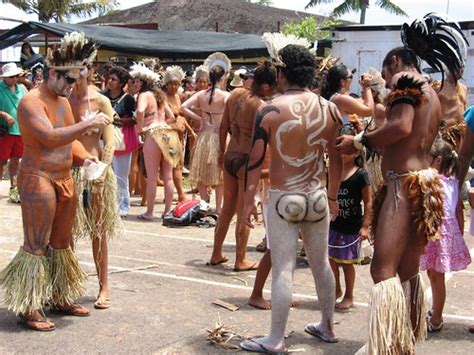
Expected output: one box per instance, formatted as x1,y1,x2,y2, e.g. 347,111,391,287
138,214,154,221
304,324,339,343
94,296,111,310
427,316,444,332
240,338,287,354
17,313,56,332
50,303,91,317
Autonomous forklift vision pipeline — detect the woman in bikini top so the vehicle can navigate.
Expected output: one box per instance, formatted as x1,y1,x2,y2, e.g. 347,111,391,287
322,63,374,127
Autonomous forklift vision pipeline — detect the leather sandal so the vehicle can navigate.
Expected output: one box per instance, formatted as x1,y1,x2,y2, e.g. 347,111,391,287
17,311,56,332
50,303,90,317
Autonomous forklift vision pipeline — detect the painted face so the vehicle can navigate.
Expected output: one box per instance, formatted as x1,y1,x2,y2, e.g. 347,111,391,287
195,77,209,91
107,74,121,91
53,70,79,97
166,80,180,94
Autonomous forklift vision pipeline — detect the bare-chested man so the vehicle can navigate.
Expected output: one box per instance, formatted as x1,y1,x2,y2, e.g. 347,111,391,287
437,71,468,150
240,41,343,352
209,61,277,272
337,15,467,354
68,61,121,310
0,32,111,331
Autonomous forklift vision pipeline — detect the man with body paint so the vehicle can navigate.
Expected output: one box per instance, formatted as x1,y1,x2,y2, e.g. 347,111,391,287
0,32,111,331
336,14,467,354
240,39,343,353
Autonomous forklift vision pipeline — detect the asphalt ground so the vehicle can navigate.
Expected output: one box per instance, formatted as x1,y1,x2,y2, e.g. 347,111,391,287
0,180,473,354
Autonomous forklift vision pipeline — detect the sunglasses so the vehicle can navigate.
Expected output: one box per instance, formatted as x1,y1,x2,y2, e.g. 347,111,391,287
58,71,77,85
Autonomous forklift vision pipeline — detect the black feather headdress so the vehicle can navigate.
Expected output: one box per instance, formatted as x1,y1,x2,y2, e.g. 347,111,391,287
401,13,469,85
46,32,98,70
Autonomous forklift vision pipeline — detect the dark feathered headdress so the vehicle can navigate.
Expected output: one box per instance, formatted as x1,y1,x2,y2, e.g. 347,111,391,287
401,13,469,84
46,32,98,70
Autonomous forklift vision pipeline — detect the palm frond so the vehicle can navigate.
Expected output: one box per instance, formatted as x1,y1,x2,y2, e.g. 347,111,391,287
332,0,358,17
305,0,336,10
1,0,38,14
375,0,408,16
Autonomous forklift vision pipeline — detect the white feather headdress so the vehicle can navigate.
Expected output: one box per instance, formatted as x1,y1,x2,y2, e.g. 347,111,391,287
130,62,162,84
163,65,185,84
194,65,209,81
261,32,311,67
46,31,97,70
203,52,231,73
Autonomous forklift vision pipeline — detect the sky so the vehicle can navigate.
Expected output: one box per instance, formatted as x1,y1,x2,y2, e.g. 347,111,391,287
0,0,473,29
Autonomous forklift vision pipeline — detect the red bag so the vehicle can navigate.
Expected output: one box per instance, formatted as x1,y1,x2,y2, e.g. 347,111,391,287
173,200,200,218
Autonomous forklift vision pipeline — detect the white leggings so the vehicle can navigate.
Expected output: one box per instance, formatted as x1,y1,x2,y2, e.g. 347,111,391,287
265,188,335,345
112,153,132,216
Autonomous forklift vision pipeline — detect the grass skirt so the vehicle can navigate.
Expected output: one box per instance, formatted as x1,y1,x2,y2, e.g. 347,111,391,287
189,129,222,186
0,248,51,315
72,166,122,241
402,274,427,342
368,277,415,355
144,125,182,168
48,246,88,306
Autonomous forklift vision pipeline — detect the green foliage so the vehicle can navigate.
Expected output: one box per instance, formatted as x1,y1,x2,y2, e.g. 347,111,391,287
305,0,407,24
281,17,341,43
1,0,117,22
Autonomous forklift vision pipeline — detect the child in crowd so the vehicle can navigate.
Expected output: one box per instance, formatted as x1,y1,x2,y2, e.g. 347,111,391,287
420,138,472,331
329,125,372,310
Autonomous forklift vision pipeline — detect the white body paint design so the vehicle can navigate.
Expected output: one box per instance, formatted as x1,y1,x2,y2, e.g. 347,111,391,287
274,96,329,190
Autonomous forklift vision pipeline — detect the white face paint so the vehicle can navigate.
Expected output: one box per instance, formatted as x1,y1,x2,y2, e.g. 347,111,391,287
274,96,329,190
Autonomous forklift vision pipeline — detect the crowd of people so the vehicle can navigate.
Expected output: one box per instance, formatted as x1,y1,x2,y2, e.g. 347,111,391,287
0,12,472,354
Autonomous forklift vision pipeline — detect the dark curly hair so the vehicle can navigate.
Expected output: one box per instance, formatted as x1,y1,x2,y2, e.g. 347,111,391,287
109,66,131,89
279,45,316,88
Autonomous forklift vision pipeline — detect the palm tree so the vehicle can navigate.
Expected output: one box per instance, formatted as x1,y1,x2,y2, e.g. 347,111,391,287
305,0,407,24
2,0,116,23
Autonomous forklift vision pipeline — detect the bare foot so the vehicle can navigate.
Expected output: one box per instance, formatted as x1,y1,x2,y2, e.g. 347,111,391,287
335,297,353,311
234,259,258,272
249,296,271,310
291,299,300,308
178,195,188,202
335,289,343,300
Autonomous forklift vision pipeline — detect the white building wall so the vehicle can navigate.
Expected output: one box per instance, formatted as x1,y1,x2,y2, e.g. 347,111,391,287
330,27,474,105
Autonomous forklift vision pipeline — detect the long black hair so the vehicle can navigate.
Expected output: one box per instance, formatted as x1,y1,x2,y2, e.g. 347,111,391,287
208,65,225,104
321,63,350,100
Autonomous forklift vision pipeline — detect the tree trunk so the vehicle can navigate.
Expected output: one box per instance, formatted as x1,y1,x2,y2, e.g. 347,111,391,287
359,1,369,24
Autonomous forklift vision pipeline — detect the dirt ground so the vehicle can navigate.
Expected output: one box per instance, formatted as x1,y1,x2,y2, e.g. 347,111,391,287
0,180,472,354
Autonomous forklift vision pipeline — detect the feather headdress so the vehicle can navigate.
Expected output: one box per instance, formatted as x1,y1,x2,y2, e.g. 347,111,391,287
367,67,386,96
316,55,340,74
130,62,162,84
194,65,209,81
203,52,231,73
141,57,161,70
163,65,185,85
401,13,469,84
261,32,311,67
46,31,97,70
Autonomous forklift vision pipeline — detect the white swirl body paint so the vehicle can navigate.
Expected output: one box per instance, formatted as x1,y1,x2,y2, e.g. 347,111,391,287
275,96,329,190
